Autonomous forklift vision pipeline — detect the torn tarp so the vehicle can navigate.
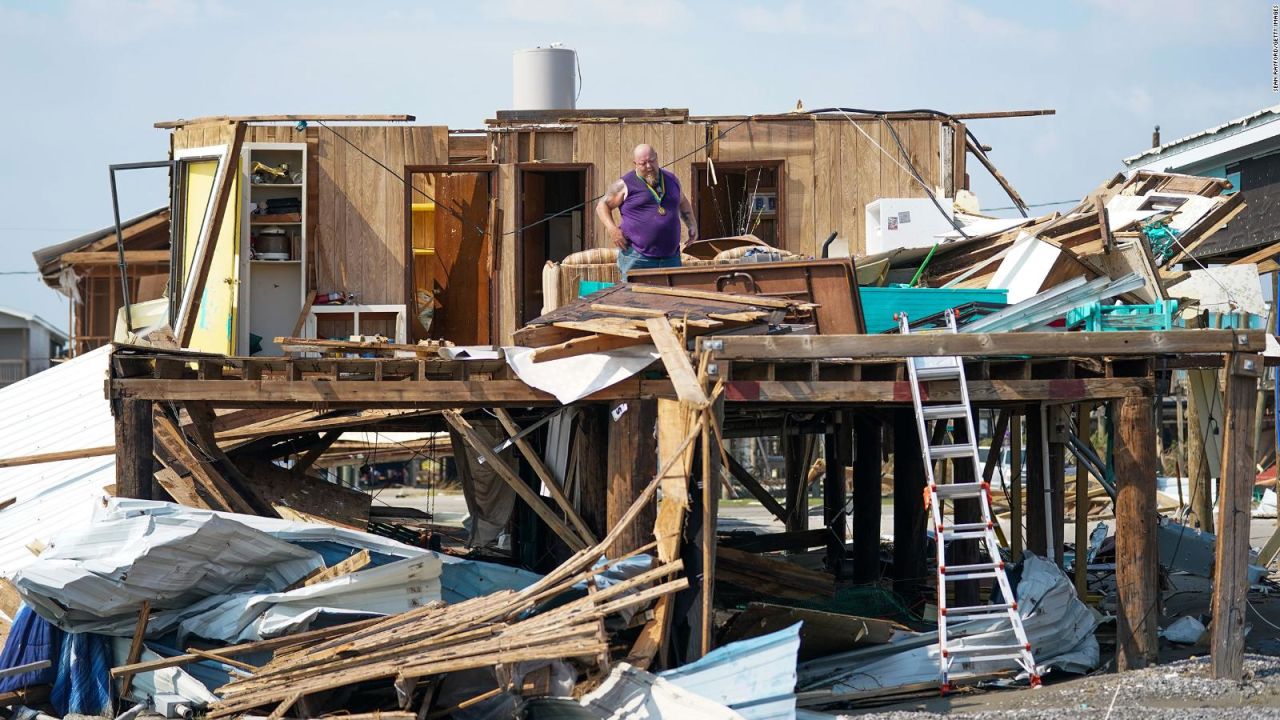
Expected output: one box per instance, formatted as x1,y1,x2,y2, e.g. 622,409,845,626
797,554,1097,699
504,345,659,404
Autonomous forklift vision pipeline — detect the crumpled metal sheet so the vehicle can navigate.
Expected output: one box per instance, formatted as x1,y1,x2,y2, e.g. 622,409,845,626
798,553,1099,695
14,511,321,632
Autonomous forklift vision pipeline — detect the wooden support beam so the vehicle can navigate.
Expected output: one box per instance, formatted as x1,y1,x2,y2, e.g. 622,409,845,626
892,409,927,602
112,377,1149,407
1010,414,1023,562
783,432,813,532
723,450,787,524
292,431,342,478
495,408,597,549
604,400,657,556
182,401,276,516
61,250,170,265
575,405,610,546
176,122,246,346
966,136,1029,215
702,330,1263,360
1211,353,1264,680
851,414,882,583
112,378,672,405
1025,407,1047,558
823,413,850,580
1115,393,1160,671
151,410,256,514
696,396,723,657
115,399,154,499
1075,404,1092,598
443,410,588,552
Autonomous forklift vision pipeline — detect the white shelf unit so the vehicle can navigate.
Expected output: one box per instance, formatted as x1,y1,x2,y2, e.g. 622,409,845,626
238,143,307,356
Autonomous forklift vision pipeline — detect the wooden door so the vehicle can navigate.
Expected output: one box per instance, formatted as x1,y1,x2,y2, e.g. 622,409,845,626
429,172,492,345
520,172,547,324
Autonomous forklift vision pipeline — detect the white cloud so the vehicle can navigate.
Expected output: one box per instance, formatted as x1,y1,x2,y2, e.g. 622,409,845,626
487,0,692,29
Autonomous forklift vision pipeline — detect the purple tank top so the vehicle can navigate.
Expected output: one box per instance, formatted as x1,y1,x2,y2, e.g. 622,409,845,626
619,169,681,258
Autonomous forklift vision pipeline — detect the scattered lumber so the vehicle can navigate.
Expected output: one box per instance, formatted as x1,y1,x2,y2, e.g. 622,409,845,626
514,282,790,362
715,546,835,600
208,559,688,717
276,336,454,357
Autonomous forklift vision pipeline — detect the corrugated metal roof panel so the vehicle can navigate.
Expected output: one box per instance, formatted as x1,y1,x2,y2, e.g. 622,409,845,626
0,346,116,576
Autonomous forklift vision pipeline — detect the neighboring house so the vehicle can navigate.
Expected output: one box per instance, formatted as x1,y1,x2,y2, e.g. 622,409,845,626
1123,105,1280,263
162,108,986,354
32,208,171,357
0,306,67,387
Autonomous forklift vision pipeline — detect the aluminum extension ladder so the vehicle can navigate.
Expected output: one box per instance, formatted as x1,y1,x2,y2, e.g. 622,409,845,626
897,309,1040,693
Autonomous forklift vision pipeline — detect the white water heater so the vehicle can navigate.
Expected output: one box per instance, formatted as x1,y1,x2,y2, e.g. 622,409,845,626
513,46,577,110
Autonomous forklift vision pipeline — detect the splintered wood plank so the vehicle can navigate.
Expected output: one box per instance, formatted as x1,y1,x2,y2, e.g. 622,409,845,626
494,409,596,547
152,411,255,514
644,317,707,407
530,333,648,362
0,445,115,468
287,549,372,591
654,399,697,563
551,319,650,339
629,283,792,308
119,600,151,697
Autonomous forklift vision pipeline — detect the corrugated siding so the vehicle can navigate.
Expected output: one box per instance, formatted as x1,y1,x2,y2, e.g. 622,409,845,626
0,346,115,575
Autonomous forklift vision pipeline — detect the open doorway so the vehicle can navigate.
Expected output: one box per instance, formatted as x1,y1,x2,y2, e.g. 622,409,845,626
405,167,494,346
518,166,588,324
693,161,784,247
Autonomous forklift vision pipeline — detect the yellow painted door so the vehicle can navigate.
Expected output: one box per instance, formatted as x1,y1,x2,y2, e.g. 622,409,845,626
181,159,240,354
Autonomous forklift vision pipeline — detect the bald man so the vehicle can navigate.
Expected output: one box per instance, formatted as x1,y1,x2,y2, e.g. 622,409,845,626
596,144,697,280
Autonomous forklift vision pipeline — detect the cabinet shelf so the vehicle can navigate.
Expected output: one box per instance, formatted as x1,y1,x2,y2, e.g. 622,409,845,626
250,183,303,188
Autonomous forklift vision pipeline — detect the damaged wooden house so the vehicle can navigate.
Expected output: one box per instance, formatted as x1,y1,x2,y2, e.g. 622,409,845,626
1,91,1276,719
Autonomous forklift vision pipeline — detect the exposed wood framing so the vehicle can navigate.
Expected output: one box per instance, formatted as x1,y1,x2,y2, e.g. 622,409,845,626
442,410,588,552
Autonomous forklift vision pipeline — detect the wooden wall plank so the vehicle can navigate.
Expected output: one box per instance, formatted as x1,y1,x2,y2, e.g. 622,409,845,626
537,132,574,163
813,121,838,254
384,128,406,307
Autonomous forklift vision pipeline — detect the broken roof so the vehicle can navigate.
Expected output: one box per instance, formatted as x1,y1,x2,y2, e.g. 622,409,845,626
1123,104,1280,172
31,206,168,275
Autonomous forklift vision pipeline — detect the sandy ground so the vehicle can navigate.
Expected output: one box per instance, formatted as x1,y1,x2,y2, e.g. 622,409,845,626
832,655,1280,719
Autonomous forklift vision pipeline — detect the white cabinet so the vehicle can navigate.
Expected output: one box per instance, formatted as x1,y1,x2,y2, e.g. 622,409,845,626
238,143,306,356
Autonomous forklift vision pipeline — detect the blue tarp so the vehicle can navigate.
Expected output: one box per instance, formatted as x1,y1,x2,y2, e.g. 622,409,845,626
50,631,112,717
0,605,60,692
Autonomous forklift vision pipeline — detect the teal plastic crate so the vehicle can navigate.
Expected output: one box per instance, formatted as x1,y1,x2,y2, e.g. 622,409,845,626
859,286,1008,334
1067,299,1178,332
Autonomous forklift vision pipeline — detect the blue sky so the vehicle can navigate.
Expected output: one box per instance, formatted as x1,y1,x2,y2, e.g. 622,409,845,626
0,0,1274,329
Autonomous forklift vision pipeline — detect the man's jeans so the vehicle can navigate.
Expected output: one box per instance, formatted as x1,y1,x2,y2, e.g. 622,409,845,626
617,246,682,281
